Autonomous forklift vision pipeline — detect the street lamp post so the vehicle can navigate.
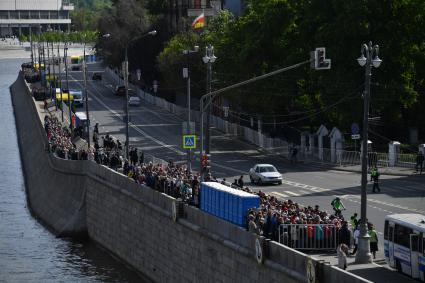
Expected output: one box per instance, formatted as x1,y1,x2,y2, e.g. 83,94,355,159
183,46,199,172
81,37,91,150
64,43,72,131
123,30,157,159
202,44,217,158
355,41,382,264
29,25,34,66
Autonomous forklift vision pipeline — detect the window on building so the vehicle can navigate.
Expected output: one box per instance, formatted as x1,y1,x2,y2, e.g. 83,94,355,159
9,11,18,19
59,11,68,19
29,11,40,19
50,11,58,19
0,11,8,19
40,11,49,19
20,11,30,19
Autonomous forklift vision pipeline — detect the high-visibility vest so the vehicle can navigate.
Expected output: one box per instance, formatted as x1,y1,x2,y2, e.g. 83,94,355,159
368,229,378,243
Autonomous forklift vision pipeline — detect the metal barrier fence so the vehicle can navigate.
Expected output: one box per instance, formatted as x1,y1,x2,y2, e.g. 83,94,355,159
395,153,416,168
105,68,418,170
278,224,338,251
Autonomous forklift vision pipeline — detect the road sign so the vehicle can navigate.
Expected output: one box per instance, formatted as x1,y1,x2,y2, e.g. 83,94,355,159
183,135,196,149
351,123,360,135
351,134,360,140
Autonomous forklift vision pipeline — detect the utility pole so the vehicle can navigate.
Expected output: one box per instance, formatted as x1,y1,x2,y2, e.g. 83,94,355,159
355,41,382,264
183,46,199,172
57,40,63,122
64,43,72,131
102,30,157,160
203,45,216,155
83,41,90,149
29,25,34,66
124,46,130,159
200,45,217,178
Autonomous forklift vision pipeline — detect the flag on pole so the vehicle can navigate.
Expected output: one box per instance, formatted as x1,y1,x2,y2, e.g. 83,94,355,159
191,13,205,29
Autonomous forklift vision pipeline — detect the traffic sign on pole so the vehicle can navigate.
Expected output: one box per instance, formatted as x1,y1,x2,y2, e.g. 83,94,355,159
183,135,196,149
351,123,360,135
351,134,361,140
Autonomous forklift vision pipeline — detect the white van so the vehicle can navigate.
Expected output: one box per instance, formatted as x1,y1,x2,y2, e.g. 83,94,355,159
70,90,84,107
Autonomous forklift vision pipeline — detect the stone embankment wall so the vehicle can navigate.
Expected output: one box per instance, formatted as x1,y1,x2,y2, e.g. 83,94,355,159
10,73,370,283
11,74,87,237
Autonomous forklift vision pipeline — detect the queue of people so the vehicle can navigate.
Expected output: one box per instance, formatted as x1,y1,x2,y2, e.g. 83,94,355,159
44,117,382,263
44,115,91,160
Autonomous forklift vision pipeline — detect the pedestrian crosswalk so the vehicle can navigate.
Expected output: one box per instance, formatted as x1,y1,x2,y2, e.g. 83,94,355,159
270,190,312,198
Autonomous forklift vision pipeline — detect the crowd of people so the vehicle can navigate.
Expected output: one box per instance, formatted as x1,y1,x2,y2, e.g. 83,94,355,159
44,115,91,160
45,116,381,261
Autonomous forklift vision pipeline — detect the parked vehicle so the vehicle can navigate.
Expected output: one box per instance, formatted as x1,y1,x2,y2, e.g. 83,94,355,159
248,164,283,185
32,86,47,101
69,90,84,107
73,111,88,138
115,85,135,96
55,89,71,109
92,72,102,81
115,85,126,96
69,55,82,71
384,214,425,281
129,96,141,106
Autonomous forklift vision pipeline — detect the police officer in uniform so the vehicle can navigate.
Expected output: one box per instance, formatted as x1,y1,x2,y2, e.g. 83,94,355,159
370,167,380,193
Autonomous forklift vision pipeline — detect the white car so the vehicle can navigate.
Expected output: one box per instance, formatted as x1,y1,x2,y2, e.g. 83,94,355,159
128,96,141,106
248,164,282,185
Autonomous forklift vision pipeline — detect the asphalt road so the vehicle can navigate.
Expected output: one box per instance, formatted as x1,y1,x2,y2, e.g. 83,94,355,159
65,64,425,268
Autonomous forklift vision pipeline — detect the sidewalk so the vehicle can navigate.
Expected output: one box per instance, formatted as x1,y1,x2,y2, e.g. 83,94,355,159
258,147,420,177
308,162,419,177
311,253,418,283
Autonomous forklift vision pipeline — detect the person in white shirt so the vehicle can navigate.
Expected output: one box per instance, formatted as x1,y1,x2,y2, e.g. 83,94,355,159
351,225,360,255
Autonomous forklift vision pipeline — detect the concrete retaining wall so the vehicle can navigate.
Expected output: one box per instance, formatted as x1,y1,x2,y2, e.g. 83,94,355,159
11,73,371,283
10,73,87,237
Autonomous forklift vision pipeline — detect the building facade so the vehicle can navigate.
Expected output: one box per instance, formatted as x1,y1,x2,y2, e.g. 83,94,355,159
0,0,74,36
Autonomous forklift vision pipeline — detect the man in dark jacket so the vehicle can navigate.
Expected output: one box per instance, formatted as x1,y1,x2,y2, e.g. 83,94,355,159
338,221,351,247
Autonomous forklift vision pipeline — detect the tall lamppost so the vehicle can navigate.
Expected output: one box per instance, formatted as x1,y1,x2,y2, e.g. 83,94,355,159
104,30,157,159
183,45,199,172
64,43,72,131
29,25,34,66
355,41,382,264
202,44,217,156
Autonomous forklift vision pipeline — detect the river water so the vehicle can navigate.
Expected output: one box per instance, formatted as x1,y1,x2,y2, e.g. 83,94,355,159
0,54,144,282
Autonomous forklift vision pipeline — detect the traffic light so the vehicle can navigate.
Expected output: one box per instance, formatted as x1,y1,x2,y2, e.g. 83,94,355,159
314,47,331,70
205,154,211,170
201,154,207,168
201,154,211,171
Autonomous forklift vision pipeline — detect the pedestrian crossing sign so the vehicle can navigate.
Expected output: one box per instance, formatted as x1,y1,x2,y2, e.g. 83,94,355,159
183,135,196,149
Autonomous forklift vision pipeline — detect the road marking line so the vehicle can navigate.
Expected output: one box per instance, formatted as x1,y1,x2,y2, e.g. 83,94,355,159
271,192,289,198
70,73,186,156
281,180,331,194
285,191,300,196
338,194,422,214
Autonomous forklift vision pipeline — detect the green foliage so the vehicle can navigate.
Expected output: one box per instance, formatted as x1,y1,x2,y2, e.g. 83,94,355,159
156,0,425,141
96,0,152,66
71,0,112,30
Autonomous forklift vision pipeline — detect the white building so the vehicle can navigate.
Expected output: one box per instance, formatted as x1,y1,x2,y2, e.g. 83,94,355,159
0,0,74,36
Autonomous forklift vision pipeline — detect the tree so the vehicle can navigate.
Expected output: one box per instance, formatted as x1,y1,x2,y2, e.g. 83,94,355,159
96,0,151,67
